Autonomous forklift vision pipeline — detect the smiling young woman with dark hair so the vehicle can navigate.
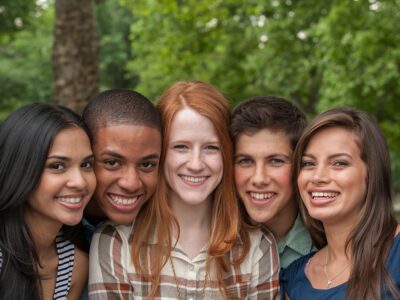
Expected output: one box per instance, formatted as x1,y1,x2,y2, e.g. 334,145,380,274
0,103,96,299
281,107,400,300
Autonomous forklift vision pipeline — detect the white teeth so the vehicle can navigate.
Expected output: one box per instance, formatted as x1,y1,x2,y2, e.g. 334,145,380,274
181,175,207,183
311,192,339,198
250,192,274,200
57,197,81,203
110,195,138,206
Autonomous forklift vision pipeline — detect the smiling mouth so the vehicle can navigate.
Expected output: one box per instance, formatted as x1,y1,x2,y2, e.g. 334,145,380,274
180,175,208,184
56,197,82,204
311,192,339,199
108,194,140,206
249,192,275,201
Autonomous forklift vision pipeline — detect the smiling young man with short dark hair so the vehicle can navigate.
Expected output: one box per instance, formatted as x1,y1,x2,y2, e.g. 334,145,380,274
230,96,314,268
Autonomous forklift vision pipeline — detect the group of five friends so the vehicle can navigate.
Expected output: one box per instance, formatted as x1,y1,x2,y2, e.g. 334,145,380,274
0,80,399,299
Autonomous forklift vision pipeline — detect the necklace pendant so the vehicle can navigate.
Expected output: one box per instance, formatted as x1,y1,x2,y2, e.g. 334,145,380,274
327,280,332,287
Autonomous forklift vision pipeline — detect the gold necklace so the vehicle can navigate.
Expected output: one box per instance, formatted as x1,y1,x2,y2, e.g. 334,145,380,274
169,256,209,300
323,249,350,288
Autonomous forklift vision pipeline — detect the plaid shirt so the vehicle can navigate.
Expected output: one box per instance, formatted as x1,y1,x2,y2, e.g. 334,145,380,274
89,222,279,299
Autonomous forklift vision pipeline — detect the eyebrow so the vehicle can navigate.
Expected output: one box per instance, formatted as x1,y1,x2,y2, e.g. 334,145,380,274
100,150,160,160
302,153,353,159
142,154,160,160
235,152,290,159
47,154,94,161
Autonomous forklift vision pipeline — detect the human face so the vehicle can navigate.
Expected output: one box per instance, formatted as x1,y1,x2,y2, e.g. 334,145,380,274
234,129,296,226
297,127,367,226
164,108,223,207
92,125,161,225
26,127,95,227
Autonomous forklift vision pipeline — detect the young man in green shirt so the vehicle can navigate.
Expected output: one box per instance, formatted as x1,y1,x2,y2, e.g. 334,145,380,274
230,96,314,268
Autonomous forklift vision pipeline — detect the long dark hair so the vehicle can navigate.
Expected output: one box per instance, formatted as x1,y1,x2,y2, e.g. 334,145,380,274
293,107,399,300
0,103,89,300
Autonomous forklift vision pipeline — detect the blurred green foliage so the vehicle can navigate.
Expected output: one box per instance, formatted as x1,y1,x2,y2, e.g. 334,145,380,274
0,0,399,190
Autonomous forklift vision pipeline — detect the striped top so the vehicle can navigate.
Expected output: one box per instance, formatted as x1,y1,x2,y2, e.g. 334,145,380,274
0,234,75,300
54,234,75,299
89,222,280,299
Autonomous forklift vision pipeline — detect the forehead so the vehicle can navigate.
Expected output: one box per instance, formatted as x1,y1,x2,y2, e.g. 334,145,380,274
169,108,219,142
235,129,292,155
306,127,360,154
49,127,92,155
93,125,161,156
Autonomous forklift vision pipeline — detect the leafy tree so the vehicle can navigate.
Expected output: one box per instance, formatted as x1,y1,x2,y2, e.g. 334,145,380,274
0,6,53,119
96,0,138,89
126,0,400,189
0,0,37,36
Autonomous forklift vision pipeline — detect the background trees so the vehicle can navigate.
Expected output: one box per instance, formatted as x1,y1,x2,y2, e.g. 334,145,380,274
0,0,399,191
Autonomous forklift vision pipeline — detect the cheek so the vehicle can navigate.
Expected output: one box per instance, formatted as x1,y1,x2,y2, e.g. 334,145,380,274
95,168,114,190
86,173,97,193
142,173,158,194
297,172,309,195
208,155,223,173
234,167,250,187
274,167,292,188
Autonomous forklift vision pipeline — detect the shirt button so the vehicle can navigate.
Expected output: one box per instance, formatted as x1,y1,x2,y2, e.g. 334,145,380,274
189,265,194,271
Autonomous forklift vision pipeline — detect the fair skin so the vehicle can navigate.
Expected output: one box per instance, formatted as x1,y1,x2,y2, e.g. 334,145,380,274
234,129,297,241
85,125,161,225
296,127,367,290
25,126,95,299
164,108,223,259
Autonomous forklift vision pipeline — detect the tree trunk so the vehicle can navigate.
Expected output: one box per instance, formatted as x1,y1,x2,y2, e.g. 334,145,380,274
52,0,99,113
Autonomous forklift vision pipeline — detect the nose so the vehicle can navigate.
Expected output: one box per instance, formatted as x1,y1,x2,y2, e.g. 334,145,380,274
250,164,270,187
67,168,88,190
311,165,330,184
186,149,205,172
118,167,143,193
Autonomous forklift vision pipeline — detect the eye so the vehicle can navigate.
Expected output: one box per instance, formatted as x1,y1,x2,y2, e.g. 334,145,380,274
172,144,189,151
81,160,94,169
235,158,253,167
333,160,349,167
270,158,284,166
104,159,120,169
205,145,220,152
301,160,314,168
49,162,65,170
140,161,158,171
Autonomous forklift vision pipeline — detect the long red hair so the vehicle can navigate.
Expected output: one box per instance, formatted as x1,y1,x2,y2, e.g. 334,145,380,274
131,81,249,297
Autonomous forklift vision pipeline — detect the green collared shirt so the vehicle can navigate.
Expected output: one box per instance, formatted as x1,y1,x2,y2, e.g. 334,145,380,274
277,215,315,268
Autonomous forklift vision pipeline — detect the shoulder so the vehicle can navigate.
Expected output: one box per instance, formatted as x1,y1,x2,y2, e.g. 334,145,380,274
69,247,89,299
241,227,279,266
92,221,133,246
89,222,133,271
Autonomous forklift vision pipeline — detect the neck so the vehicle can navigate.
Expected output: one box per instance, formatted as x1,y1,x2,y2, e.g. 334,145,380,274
264,200,298,242
170,195,212,231
170,195,212,259
323,223,352,262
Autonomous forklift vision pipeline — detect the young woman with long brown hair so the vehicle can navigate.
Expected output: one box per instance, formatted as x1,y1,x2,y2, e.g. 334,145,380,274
89,81,279,299
281,107,400,299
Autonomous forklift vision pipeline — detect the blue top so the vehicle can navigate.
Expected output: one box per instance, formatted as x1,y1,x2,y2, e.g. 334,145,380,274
281,233,400,299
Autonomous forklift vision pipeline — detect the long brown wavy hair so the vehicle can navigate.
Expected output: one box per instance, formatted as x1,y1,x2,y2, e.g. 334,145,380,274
293,107,399,300
131,80,249,297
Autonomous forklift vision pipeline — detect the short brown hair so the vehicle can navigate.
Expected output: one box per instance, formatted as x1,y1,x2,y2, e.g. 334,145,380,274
230,96,307,150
